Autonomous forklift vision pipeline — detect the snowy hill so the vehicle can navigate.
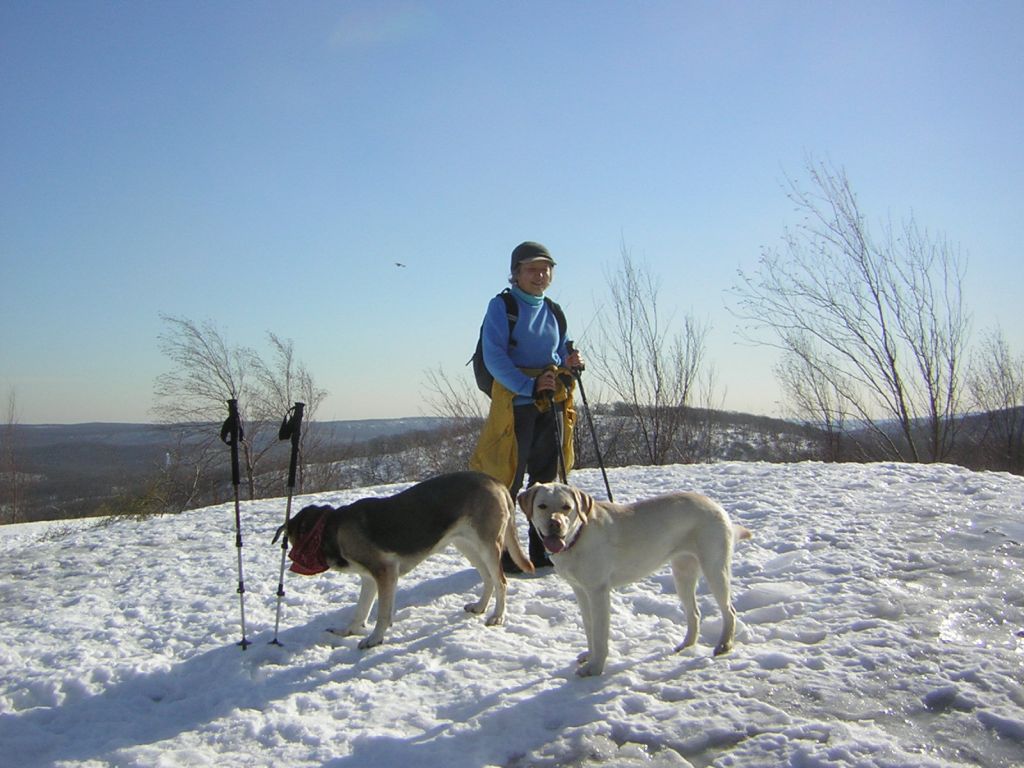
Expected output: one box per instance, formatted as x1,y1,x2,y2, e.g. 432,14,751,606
1,462,1022,767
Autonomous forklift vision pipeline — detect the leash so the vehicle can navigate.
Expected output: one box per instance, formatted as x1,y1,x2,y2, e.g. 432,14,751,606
219,398,250,650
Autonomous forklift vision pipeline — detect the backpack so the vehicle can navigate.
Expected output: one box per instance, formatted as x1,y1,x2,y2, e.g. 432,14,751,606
471,289,567,397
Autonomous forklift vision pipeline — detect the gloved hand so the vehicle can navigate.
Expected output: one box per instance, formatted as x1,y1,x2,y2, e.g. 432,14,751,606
532,369,557,397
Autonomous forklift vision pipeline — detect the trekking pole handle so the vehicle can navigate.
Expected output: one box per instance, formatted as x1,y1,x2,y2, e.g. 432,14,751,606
532,365,557,400
222,399,242,488
567,341,585,374
279,402,305,490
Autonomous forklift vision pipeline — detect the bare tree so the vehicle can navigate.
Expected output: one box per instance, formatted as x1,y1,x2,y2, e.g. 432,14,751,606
153,315,250,503
732,158,970,462
248,332,328,495
153,315,327,505
590,247,714,465
968,327,1024,473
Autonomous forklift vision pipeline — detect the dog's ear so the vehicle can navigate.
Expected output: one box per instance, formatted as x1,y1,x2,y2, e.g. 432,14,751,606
517,486,540,520
573,488,596,521
271,523,286,545
272,504,317,544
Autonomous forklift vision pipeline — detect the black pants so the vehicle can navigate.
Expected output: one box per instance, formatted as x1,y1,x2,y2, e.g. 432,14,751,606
511,404,561,564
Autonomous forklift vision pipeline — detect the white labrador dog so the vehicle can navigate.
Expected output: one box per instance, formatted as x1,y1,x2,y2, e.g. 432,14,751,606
519,483,751,676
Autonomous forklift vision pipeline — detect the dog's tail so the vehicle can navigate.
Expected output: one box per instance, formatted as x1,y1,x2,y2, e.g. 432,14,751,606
733,524,753,542
503,494,535,574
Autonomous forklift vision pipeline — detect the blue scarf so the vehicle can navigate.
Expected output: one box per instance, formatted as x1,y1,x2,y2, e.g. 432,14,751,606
510,285,544,306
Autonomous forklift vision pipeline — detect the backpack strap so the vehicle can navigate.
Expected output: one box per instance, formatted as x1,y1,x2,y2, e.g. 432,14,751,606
502,289,567,348
499,289,519,347
544,297,567,345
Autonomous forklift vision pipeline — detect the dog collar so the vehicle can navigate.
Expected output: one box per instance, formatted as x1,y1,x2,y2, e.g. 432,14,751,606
562,523,584,553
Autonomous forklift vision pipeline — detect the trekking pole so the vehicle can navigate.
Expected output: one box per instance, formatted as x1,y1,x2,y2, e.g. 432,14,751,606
567,343,614,502
219,398,250,650
270,401,305,646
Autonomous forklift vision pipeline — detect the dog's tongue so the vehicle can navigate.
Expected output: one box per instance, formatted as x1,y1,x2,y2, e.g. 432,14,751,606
543,535,566,554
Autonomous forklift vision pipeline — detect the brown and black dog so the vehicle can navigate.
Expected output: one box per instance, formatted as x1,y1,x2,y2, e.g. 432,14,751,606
273,471,532,648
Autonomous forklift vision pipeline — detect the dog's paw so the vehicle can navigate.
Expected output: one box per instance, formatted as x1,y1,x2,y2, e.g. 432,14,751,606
357,635,384,650
575,651,605,676
673,638,698,654
484,613,505,627
712,639,734,656
576,660,604,677
464,601,486,615
327,624,366,637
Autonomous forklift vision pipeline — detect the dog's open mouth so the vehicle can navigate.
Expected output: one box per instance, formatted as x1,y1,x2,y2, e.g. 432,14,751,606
543,534,566,554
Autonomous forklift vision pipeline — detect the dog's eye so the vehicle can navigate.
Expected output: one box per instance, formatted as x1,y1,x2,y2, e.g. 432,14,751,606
562,504,572,511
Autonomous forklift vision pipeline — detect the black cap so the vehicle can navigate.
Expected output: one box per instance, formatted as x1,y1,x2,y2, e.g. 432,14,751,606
510,241,556,273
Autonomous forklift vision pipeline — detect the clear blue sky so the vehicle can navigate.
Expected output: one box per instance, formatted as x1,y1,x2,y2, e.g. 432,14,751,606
3,1,1022,424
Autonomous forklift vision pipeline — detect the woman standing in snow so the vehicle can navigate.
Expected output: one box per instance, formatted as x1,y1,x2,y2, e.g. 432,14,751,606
470,241,583,570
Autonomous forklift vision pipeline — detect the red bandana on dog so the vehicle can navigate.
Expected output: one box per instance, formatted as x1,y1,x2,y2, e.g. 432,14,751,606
288,511,330,575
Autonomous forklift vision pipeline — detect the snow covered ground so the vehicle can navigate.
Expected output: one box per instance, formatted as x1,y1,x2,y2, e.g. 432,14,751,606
1,461,1022,767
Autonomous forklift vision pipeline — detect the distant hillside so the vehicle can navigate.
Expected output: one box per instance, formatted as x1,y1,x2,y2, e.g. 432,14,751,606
4,412,815,523
0,418,451,523
10,417,449,450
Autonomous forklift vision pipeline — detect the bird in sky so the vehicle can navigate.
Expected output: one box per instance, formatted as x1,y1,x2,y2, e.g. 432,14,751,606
394,262,407,268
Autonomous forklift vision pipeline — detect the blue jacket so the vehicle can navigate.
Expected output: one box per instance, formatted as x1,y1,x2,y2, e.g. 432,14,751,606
481,286,570,406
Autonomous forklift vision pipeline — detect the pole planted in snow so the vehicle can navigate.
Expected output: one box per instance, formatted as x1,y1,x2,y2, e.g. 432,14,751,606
270,401,305,645
568,342,613,502
220,398,250,650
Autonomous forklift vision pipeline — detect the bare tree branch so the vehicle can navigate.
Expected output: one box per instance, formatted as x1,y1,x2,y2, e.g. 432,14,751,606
731,158,970,462
590,247,716,465
152,315,327,505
